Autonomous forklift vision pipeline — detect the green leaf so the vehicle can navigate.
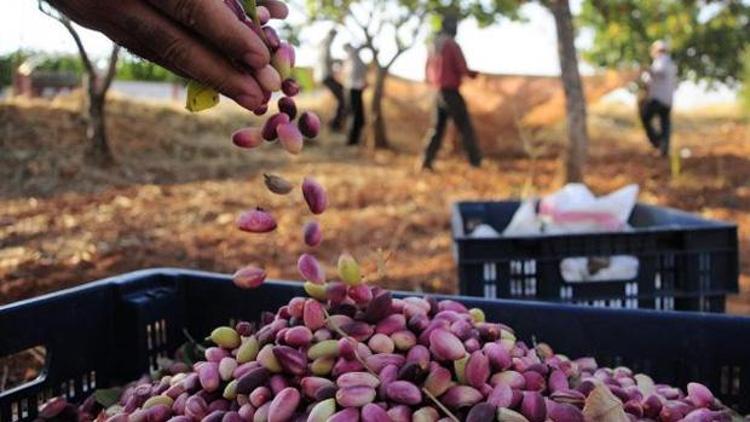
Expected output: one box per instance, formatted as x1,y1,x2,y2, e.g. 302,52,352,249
93,387,123,408
177,339,206,366
185,80,219,112
579,0,750,84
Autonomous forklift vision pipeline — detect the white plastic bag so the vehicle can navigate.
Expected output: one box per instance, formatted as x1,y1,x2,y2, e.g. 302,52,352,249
500,184,641,282
470,224,501,238
560,256,639,282
539,184,639,233
502,200,541,236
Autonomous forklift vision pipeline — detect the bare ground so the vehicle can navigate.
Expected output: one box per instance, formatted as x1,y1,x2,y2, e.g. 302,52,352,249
1,87,748,315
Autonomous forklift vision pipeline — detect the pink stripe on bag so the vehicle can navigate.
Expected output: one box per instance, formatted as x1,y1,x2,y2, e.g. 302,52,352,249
550,211,622,230
539,199,622,230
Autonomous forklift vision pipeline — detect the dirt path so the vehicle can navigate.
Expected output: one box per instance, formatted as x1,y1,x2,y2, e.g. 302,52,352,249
1,95,748,313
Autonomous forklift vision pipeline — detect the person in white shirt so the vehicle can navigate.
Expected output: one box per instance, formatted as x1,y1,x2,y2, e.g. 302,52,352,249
343,43,367,145
315,28,346,131
640,40,678,157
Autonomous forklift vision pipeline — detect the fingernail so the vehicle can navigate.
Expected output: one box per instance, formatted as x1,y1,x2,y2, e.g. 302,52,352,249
244,51,269,70
255,65,282,92
256,6,270,25
236,94,260,111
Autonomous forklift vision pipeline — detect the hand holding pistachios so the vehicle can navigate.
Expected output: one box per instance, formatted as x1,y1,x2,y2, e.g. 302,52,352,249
46,0,292,111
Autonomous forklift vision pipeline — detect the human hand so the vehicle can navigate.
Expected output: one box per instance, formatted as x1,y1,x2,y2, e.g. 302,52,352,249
47,0,289,111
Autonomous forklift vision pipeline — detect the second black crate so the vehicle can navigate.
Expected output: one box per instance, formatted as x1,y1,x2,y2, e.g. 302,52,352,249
452,201,739,312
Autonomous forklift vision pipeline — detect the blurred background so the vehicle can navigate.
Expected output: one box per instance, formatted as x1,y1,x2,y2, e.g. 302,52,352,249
1,0,749,316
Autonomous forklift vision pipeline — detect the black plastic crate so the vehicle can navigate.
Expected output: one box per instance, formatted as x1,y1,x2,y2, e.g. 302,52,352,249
452,201,739,312
1,268,749,419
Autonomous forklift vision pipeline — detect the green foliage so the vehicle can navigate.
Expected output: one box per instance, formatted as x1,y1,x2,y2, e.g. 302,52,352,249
117,54,178,82
293,67,315,91
34,55,84,73
0,51,29,87
307,0,520,25
741,48,750,113
579,0,750,85
305,0,521,72
0,50,178,85
277,21,302,47
0,51,81,86
461,0,523,26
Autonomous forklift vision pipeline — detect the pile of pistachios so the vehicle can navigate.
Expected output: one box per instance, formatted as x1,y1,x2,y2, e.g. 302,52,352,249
38,266,739,422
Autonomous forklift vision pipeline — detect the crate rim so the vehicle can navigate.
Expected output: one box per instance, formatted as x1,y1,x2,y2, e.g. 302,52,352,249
451,200,737,241
2,267,748,323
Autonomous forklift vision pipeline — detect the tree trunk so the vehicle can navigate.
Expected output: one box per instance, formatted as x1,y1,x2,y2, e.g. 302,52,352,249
549,0,588,183
83,75,113,165
368,67,389,149
38,2,119,165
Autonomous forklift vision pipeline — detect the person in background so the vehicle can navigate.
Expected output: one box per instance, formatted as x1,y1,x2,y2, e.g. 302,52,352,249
315,28,347,131
343,43,367,146
420,14,481,171
640,40,678,157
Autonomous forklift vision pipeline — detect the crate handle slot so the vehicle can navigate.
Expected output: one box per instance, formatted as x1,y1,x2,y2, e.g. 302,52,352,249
0,346,48,398
559,255,640,284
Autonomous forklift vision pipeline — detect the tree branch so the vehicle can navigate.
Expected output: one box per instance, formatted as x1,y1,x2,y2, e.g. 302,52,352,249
350,10,375,49
385,11,426,69
101,44,121,94
350,8,381,67
38,0,94,76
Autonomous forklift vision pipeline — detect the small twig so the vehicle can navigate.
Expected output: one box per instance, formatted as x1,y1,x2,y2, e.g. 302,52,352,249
422,387,460,422
326,309,456,421
243,0,269,45
182,328,198,344
508,96,540,199
322,310,377,376
363,209,413,283
322,279,456,420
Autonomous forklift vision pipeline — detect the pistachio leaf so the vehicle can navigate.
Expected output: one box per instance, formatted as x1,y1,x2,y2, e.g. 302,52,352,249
93,387,123,408
186,80,219,112
582,384,629,422
178,340,205,366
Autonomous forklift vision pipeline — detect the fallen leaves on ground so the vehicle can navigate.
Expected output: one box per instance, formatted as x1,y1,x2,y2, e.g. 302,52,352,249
0,94,748,315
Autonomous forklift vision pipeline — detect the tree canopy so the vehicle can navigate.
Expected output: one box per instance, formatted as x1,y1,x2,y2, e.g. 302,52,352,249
579,0,750,85
0,50,179,86
305,0,522,39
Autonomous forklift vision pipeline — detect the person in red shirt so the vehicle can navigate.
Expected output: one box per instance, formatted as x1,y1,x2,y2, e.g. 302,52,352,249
421,15,481,170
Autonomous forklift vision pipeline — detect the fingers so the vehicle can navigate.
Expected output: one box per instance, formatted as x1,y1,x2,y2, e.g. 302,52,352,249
258,0,289,19
146,0,270,69
113,0,264,110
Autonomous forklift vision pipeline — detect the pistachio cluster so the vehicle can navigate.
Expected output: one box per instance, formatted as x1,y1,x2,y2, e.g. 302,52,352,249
202,0,321,155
